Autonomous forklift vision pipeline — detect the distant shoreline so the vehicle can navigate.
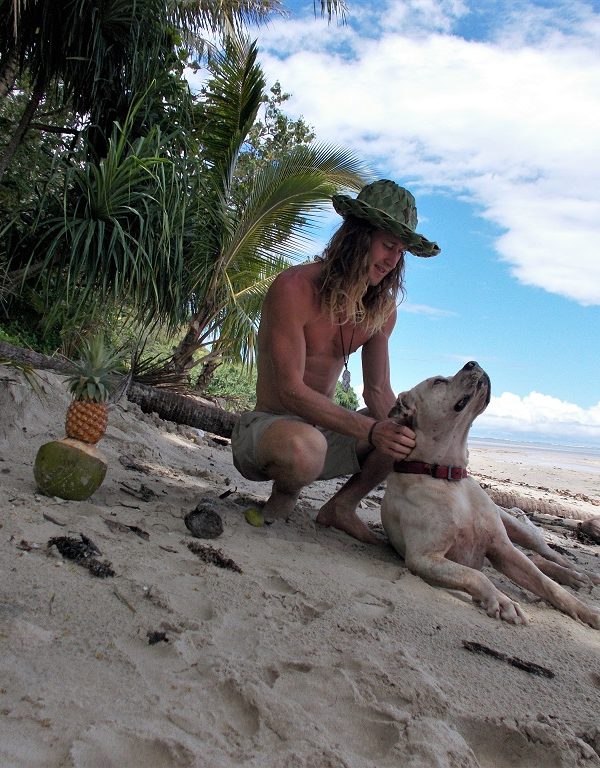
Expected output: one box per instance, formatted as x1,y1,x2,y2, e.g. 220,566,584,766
468,437,600,491
469,435,600,458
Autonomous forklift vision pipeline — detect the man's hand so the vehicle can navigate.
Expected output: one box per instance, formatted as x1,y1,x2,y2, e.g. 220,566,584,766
368,419,416,460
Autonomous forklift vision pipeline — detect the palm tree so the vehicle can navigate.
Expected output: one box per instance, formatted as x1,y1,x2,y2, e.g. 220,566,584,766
0,1,194,177
173,1,347,36
9,35,365,361
0,0,347,174
0,0,349,193
1,2,355,363
166,36,368,377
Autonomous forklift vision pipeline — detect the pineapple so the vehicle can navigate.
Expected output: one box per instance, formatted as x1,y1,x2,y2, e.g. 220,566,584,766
65,337,120,444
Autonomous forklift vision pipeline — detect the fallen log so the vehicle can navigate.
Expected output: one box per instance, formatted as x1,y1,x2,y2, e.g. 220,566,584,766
0,340,239,438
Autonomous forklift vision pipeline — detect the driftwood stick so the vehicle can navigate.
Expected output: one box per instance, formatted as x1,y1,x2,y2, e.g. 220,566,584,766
463,640,555,679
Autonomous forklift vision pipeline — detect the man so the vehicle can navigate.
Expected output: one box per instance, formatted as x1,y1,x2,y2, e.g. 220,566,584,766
231,180,440,543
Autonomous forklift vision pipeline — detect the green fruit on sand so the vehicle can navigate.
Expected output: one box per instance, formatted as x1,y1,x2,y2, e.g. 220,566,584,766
244,507,265,527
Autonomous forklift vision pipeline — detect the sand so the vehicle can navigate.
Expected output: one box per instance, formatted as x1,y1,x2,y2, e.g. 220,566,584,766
1,367,599,768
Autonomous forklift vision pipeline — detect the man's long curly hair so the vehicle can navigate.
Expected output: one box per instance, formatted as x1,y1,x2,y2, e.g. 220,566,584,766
316,216,406,333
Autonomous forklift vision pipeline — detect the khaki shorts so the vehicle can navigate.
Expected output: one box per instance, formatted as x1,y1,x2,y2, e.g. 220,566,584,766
231,411,361,482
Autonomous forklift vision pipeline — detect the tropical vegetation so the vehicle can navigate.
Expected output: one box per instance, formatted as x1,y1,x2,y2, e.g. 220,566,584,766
0,0,361,411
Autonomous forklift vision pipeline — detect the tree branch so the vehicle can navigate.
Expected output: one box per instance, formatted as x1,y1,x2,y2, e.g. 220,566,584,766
29,123,79,135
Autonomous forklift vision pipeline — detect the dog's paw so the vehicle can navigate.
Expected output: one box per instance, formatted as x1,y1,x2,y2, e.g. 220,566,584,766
563,570,595,591
481,593,528,625
576,605,600,630
529,555,598,591
584,570,600,587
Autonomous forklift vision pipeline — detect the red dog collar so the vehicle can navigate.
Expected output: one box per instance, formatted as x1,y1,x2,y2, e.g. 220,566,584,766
393,460,468,481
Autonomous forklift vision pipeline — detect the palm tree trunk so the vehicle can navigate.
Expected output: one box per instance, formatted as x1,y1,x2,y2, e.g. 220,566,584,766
193,349,223,393
127,383,237,437
0,48,18,99
169,320,206,374
0,341,73,374
169,298,219,374
0,81,43,182
0,341,239,438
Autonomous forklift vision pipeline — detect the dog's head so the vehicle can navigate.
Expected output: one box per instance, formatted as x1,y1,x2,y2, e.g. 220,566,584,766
389,361,490,461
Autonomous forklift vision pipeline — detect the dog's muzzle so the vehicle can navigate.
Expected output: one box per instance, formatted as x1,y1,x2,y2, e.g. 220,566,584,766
455,361,491,410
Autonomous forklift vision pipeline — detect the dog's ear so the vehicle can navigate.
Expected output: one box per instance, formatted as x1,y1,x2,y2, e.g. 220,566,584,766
388,391,416,427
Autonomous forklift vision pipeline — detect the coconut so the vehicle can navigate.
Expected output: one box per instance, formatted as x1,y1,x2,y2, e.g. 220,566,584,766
34,438,107,501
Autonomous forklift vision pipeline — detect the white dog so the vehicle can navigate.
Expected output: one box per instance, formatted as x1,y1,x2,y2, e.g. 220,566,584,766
381,361,600,628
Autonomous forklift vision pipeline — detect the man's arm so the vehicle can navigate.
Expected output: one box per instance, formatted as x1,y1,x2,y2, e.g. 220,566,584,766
360,314,397,419
361,312,416,459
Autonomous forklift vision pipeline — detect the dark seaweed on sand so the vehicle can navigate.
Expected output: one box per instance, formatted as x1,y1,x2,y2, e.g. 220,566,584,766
48,535,115,578
186,541,242,573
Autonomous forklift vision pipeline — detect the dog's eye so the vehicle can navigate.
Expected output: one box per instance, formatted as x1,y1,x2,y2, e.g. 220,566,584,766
433,378,447,385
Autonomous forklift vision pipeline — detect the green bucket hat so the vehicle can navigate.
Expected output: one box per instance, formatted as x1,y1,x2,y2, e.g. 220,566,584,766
332,179,440,257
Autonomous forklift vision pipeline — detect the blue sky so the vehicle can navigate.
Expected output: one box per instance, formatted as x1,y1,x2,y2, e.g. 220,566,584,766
196,1,600,446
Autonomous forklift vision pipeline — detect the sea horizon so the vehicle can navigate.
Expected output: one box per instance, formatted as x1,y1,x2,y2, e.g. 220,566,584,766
469,434,600,457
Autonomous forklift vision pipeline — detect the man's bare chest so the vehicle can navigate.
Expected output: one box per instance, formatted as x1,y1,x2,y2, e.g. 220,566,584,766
304,315,370,359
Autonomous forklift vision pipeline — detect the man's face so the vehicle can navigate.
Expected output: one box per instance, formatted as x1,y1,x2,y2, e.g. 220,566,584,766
367,230,407,286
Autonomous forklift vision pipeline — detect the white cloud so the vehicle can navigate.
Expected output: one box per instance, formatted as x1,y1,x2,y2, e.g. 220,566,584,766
398,302,457,317
252,3,600,305
475,391,600,443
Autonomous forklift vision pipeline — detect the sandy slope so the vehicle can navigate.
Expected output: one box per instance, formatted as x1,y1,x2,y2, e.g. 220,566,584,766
1,367,599,768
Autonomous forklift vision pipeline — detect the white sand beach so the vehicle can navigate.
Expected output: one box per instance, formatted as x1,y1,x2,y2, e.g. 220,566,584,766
1,367,599,768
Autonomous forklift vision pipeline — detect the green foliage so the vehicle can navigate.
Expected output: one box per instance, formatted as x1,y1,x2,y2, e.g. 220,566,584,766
233,81,316,209
0,86,72,223
200,361,258,412
12,103,191,334
0,313,61,354
0,0,195,164
0,1,361,383
0,1,198,347
334,381,359,410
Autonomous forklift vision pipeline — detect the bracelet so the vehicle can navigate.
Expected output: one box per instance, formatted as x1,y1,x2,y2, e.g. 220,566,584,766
368,421,379,448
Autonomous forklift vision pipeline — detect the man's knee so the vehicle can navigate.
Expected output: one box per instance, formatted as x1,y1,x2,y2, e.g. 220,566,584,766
259,422,327,483
288,429,328,479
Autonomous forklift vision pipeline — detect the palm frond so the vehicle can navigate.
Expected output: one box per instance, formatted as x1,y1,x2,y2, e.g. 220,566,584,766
0,357,45,399
315,1,348,23
178,130,369,370
180,142,368,369
170,1,285,38
221,142,369,269
198,36,266,194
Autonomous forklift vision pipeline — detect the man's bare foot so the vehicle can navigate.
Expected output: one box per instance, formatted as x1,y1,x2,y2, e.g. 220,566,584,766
316,499,382,544
262,486,299,524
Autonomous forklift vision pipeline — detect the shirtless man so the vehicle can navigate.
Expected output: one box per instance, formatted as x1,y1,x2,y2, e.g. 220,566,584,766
231,180,440,542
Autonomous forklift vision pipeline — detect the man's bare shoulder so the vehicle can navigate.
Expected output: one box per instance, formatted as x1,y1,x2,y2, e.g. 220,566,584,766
268,263,322,304
272,262,321,288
